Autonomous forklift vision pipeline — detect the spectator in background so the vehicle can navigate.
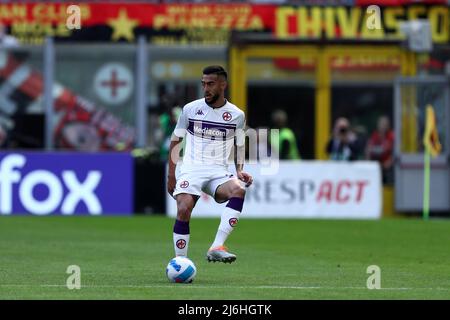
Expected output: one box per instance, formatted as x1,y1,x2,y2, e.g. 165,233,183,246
352,124,369,160
366,115,394,184
159,105,182,160
0,123,7,148
326,117,359,161
271,109,301,160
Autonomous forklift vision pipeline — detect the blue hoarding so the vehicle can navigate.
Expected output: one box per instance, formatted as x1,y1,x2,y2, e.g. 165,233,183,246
0,152,133,215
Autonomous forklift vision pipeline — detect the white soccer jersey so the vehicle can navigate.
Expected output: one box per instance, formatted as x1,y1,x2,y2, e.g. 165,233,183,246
173,98,245,167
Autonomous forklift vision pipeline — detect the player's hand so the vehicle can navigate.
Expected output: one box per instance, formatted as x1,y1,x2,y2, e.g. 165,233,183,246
237,171,253,187
167,175,176,196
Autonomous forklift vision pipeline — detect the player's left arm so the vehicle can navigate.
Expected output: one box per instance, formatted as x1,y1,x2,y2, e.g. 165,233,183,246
235,113,253,187
235,147,253,187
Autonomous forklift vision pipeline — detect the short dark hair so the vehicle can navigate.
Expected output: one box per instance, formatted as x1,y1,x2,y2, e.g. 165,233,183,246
202,65,227,80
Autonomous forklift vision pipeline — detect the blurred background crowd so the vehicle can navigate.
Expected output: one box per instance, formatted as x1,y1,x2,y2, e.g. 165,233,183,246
0,0,449,195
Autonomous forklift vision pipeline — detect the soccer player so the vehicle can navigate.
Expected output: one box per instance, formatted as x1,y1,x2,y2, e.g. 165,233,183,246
167,66,253,264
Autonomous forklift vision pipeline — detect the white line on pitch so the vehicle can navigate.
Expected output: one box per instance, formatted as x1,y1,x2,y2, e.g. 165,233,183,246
0,284,449,291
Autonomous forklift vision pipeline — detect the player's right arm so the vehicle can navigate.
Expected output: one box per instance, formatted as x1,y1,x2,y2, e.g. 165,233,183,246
235,111,253,187
167,106,189,196
167,136,183,196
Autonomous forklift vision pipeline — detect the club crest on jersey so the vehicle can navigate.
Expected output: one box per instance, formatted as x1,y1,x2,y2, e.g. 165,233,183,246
229,218,238,227
222,112,232,121
176,239,186,249
180,181,189,188
196,109,204,116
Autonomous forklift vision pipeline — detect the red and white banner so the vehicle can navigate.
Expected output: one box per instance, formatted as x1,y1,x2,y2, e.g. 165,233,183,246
167,161,382,219
0,51,135,151
0,2,448,45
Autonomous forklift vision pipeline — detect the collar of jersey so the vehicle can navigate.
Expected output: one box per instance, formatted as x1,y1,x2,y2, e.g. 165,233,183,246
205,98,227,110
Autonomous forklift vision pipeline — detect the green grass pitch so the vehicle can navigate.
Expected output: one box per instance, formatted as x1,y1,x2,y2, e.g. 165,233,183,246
0,216,449,299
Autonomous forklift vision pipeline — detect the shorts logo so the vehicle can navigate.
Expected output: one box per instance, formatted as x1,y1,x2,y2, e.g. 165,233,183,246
222,112,232,121
180,181,189,188
229,218,238,227
176,239,186,249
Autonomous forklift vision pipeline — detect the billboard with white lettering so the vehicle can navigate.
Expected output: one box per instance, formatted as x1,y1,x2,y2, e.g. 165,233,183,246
0,152,133,215
167,161,382,219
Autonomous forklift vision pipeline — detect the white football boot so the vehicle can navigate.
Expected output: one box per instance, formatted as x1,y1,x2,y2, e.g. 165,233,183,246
206,246,237,264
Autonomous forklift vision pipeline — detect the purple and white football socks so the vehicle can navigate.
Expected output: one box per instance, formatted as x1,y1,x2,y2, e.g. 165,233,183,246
210,197,244,249
173,219,190,257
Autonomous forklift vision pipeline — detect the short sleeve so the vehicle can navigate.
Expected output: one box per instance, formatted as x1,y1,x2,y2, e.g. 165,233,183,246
235,112,246,147
173,107,188,138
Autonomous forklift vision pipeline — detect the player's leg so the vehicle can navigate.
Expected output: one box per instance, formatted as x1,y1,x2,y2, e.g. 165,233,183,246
207,178,245,263
172,167,205,257
173,193,199,257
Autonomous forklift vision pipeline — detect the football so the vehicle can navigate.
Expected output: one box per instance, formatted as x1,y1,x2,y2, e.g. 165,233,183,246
166,256,197,283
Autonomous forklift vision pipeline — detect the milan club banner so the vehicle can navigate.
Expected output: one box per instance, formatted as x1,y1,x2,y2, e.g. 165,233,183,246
167,161,382,219
0,152,133,216
0,2,448,45
0,51,135,151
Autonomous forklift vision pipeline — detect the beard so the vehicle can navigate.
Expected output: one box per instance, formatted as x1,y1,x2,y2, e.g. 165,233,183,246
205,93,220,105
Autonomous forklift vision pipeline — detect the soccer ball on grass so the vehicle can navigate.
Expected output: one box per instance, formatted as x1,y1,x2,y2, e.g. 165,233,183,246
166,256,197,283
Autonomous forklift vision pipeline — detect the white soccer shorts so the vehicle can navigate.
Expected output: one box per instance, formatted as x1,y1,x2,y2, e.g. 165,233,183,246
173,164,237,203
